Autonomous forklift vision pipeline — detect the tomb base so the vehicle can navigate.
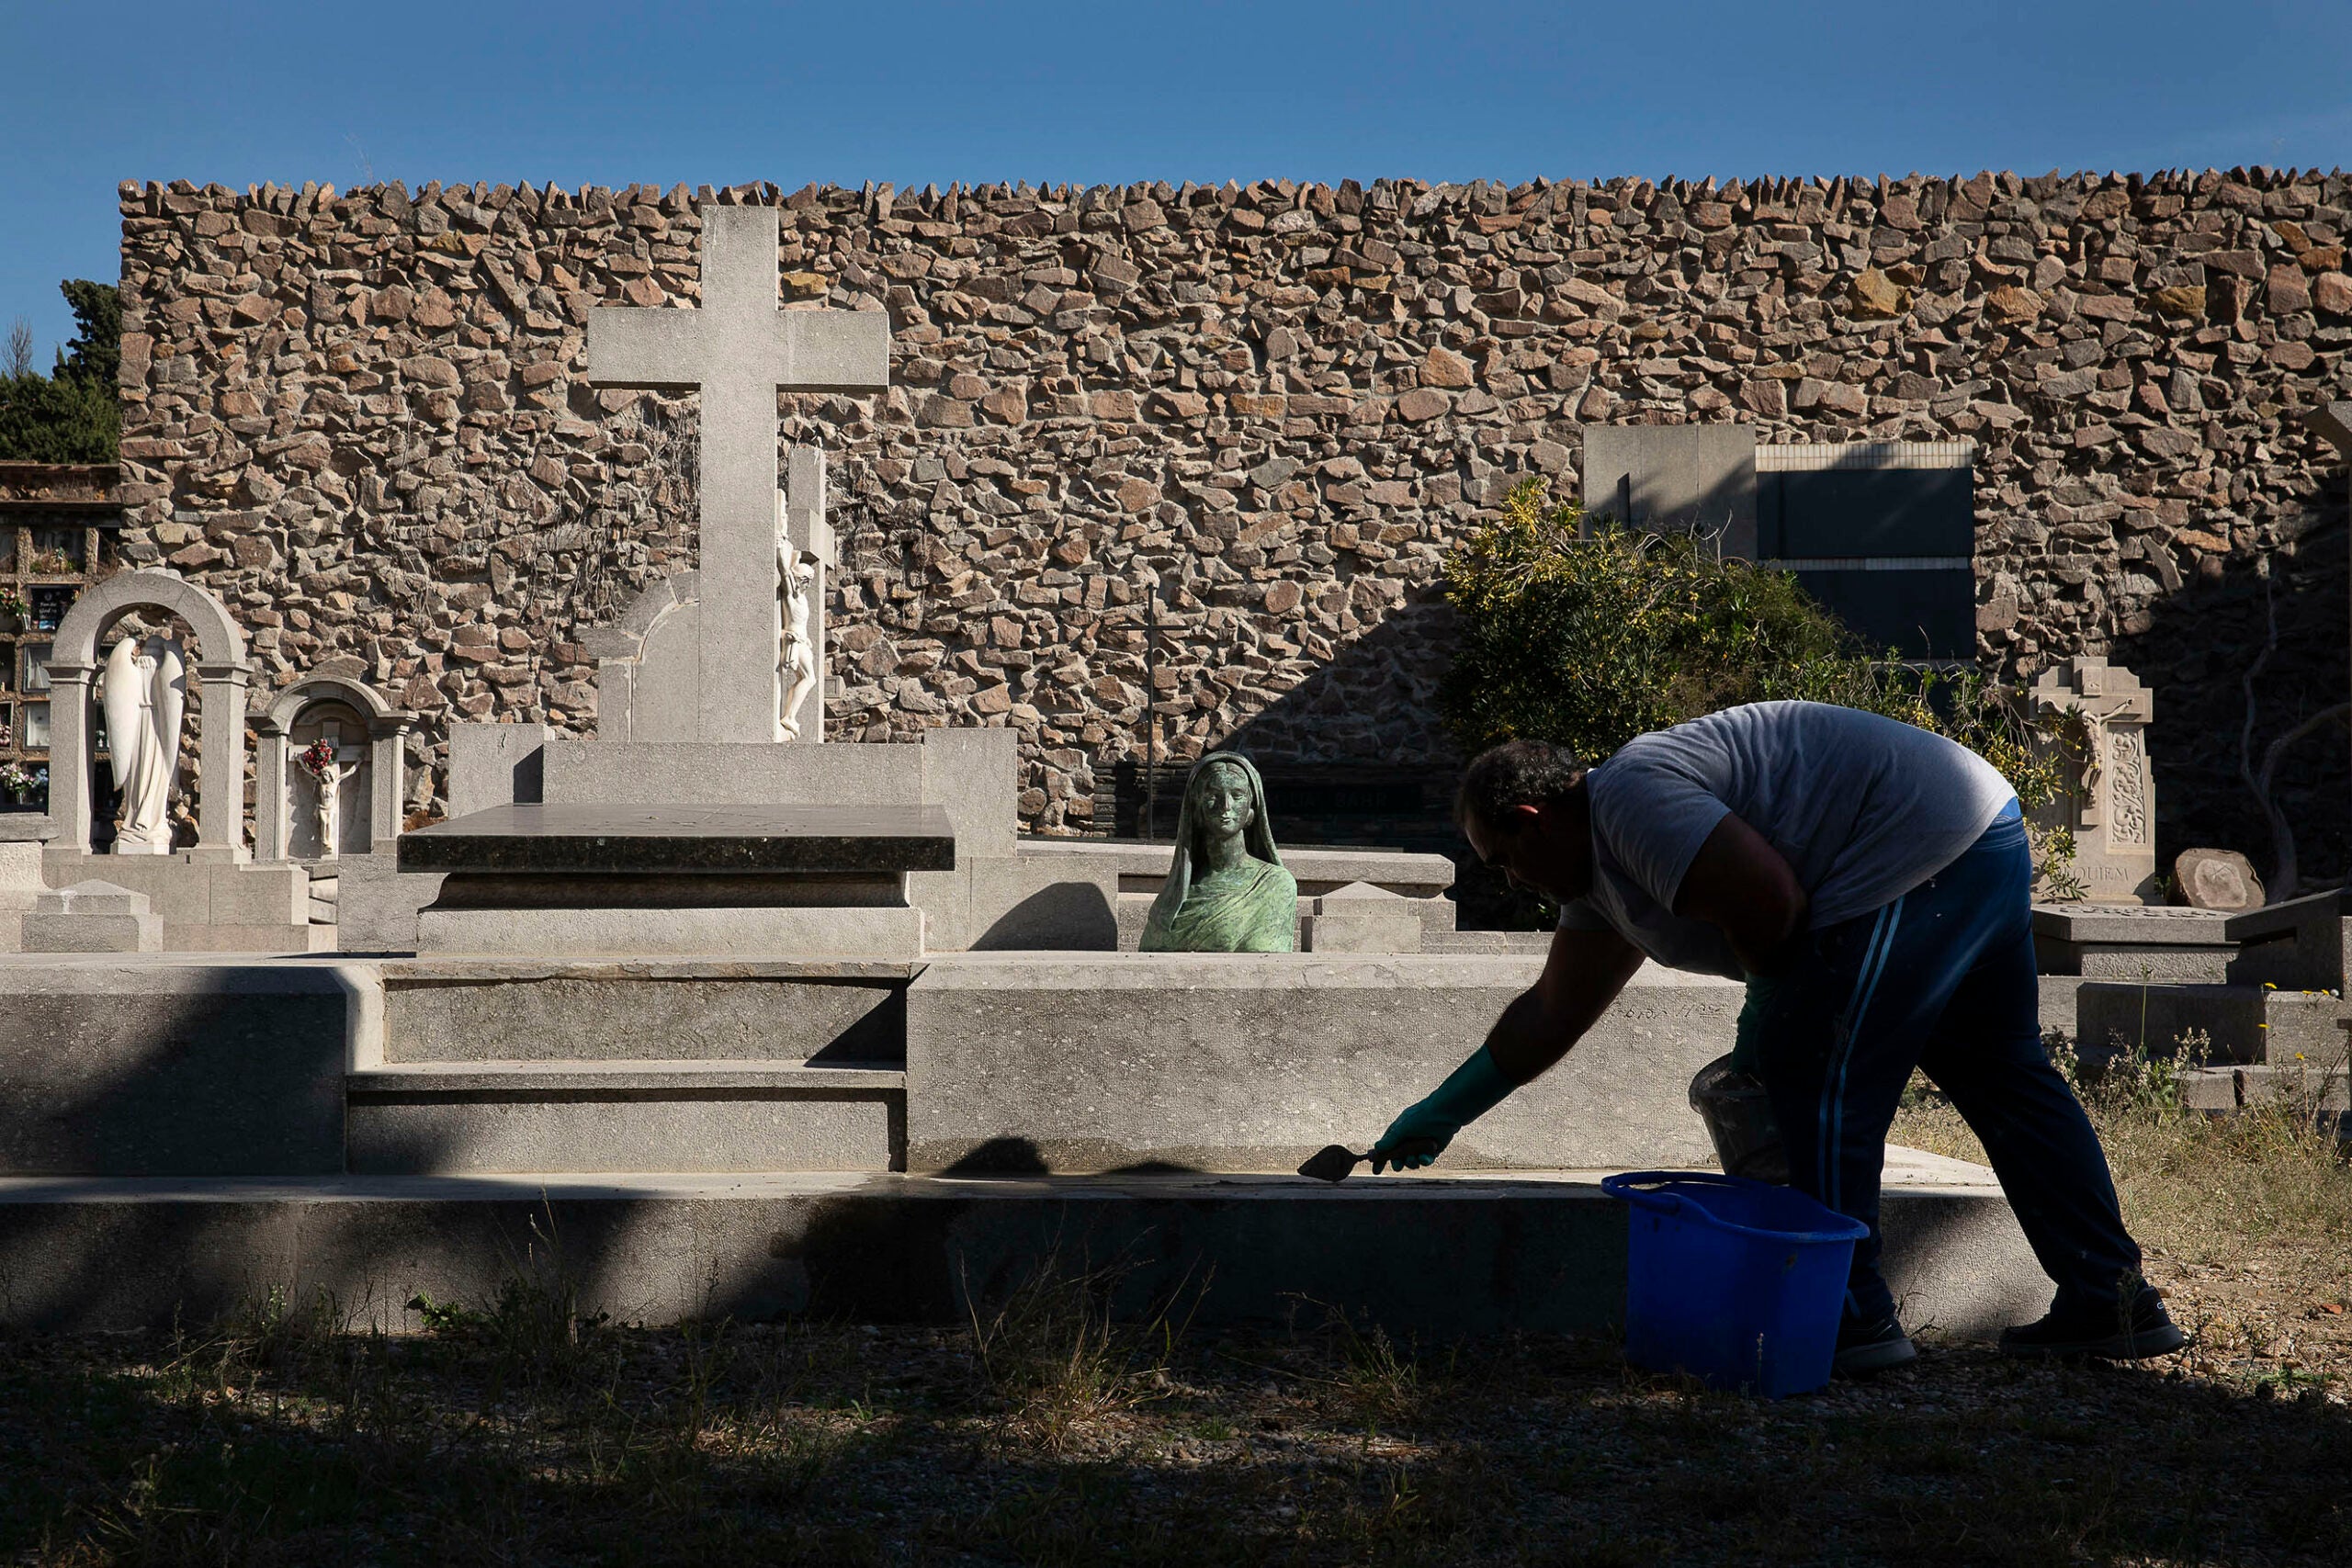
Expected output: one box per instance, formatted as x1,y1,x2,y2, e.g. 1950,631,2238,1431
0,1159,2047,1342
38,850,314,953
414,905,925,959
400,803,953,959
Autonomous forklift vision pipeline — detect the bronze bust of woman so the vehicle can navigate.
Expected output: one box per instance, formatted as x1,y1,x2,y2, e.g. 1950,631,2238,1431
1139,751,1297,953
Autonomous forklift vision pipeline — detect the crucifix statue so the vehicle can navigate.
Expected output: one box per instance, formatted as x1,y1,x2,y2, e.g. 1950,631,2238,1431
304,719,361,860
587,206,888,742
777,446,837,742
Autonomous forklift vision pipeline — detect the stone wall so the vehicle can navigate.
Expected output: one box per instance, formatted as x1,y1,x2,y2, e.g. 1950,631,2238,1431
113,169,2352,881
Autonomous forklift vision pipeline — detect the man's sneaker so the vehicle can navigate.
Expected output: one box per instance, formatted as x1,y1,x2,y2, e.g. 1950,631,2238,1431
1834,1312,1918,1377
1999,1280,2187,1360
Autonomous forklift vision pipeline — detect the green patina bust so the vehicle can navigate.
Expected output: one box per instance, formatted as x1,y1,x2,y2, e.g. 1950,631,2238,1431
1139,751,1297,953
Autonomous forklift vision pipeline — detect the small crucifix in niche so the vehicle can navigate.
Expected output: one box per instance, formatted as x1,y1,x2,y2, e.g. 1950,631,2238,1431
295,720,361,861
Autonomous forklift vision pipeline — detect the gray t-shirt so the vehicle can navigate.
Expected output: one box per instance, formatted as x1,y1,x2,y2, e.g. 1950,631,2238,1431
1557,701,2016,979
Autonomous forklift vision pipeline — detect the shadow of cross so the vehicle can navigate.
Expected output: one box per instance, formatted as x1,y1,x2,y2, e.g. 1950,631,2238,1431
587,205,890,742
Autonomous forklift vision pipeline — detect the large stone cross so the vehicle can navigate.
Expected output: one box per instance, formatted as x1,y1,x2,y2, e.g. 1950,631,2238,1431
588,206,888,742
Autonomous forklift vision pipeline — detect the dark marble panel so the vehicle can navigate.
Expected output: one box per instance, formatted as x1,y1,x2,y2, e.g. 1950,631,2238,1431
398,804,956,875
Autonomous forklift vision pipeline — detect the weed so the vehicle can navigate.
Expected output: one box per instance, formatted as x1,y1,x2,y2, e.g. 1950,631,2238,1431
962,1245,1196,1452
1309,1308,1424,1429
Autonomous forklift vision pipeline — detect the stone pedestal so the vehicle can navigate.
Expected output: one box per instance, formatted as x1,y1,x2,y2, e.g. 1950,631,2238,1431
23,881,162,953
1301,882,1426,953
2030,657,2158,903
38,849,318,953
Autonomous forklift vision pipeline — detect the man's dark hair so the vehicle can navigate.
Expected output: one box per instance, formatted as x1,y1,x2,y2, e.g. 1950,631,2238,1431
1453,739,1587,831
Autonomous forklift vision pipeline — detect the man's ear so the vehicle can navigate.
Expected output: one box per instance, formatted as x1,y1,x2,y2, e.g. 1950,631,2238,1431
1498,803,1544,835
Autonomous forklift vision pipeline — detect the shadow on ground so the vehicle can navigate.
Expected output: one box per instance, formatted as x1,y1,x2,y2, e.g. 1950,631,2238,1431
1,1314,2344,1566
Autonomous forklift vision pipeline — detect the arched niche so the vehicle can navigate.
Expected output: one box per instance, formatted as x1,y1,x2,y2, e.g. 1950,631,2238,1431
252,675,413,862
44,570,254,856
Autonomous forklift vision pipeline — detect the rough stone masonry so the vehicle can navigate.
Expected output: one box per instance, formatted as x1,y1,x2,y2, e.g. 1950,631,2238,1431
111,169,2351,877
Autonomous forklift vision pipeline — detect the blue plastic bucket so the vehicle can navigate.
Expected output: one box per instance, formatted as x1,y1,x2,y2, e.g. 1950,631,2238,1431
1601,1170,1870,1398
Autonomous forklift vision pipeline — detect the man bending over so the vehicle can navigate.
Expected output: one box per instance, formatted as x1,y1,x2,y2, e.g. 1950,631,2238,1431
1377,702,2183,1375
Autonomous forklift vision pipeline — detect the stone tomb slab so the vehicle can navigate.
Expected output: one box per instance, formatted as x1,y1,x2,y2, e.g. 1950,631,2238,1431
401,805,952,958
907,954,1736,1173
399,803,956,876
2030,902,2234,980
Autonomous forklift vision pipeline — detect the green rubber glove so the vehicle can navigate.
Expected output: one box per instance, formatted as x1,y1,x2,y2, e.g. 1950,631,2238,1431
1373,1045,1517,1172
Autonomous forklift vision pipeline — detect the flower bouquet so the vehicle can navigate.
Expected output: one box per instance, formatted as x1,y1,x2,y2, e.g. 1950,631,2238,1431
295,739,338,780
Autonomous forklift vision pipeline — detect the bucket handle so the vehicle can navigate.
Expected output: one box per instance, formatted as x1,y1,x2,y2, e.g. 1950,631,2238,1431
1600,1170,1714,1216
1601,1170,1870,1244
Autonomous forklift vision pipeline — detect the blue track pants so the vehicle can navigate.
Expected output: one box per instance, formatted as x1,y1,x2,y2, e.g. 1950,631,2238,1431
1737,804,2144,1325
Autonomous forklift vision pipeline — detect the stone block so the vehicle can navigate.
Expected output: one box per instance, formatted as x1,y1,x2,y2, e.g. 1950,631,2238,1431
539,739,928,810
919,728,1018,860
447,722,546,818
415,904,926,958
201,863,309,927
2076,980,2346,1070
907,852,1119,952
39,853,309,945
0,960,347,1174
156,923,332,954
1302,883,1425,953
345,1063,902,1174
2225,888,2352,992
380,959,913,1063
1582,423,1758,556
400,803,954,875
23,881,162,953
906,954,1734,1173
0,840,45,892
0,1159,2045,1342
2032,903,2233,980
329,852,440,953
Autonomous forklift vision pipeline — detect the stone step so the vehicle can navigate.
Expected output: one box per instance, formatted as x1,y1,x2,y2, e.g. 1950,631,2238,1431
2075,981,2346,1069
161,922,337,954
345,1059,904,1176
0,1150,2046,1341
378,958,916,1064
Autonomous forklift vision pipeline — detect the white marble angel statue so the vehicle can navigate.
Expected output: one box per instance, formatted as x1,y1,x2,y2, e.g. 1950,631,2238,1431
99,632,187,854
777,530,819,741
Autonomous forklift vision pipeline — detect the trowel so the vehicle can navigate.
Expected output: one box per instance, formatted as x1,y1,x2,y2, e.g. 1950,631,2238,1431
1296,1137,1442,1182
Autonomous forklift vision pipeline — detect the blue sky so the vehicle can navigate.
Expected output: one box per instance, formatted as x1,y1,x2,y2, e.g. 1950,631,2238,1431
4,0,2349,364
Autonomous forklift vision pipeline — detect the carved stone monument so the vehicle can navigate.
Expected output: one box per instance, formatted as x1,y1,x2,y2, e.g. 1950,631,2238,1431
2030,656,2157,904
585,206,886,742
